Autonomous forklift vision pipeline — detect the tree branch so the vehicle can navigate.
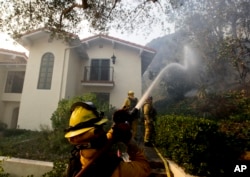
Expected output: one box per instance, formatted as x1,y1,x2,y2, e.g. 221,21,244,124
59,2,87,29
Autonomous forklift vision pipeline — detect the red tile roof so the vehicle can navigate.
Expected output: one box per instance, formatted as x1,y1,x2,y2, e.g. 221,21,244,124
0,48,28,59
81,34,156,53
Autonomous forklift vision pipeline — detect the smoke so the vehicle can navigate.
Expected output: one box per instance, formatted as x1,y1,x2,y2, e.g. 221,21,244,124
139,44,202,106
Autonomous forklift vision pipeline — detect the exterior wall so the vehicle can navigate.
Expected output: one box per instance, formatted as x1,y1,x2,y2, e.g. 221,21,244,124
1,102,20,129
0,67,25,128
0,68,6,123
80,42,142,109
8,33,150,130
64,48,84,99
0,156,196,177
0,156,53,177
18,35,68,130
0,68,6,96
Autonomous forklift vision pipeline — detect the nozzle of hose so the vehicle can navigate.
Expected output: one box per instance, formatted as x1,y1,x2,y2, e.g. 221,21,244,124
129,108,139,119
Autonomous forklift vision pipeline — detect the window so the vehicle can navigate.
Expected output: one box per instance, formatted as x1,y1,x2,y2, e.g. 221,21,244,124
37,52,54,89
90,59,110,81
5,71,25,93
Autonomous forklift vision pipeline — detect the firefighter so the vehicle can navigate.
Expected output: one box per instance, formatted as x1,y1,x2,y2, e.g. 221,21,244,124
142,96,157,147
65,101,151,177
122,90,139,140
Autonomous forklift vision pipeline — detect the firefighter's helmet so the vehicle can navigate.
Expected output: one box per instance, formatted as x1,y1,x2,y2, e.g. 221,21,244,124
145,96,153,102
64,102,108,138
128,90,134,96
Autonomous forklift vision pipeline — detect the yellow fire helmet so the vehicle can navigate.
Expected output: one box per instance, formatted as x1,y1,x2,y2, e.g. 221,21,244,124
128,90,134,95
64,102,108,138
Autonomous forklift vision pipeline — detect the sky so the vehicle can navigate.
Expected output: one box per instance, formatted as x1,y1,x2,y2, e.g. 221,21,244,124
77,0,174,46
0,33,28,54
0,29,168,56
79,25,171,46
0,24,171,55
0,0,174,53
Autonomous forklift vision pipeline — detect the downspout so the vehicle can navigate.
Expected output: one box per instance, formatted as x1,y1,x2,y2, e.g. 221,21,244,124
59,44,83,100
0,64,26,66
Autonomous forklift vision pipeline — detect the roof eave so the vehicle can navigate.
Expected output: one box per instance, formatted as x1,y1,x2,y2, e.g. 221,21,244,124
81,34,156,54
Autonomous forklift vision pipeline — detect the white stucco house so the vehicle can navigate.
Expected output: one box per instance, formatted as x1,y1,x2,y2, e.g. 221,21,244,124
0,29,156,130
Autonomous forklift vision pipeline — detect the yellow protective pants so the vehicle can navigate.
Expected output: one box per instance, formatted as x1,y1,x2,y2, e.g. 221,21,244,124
144,119,154,143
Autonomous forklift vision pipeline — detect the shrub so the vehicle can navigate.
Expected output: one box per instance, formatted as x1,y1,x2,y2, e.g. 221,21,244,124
0,122,7,131
50,93,114,132
42,161,67,177
2,129,32,137
49,93,114,155
219,120,250,151
154,114,245,177
0,158,10,177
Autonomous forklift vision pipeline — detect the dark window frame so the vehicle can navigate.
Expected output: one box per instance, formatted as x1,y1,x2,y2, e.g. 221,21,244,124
5,71,25,93
37,52,54,89
90,59,110,81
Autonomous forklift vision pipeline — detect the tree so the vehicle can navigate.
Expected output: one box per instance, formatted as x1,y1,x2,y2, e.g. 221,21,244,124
142,0,249,108
172,0,250,92
0,0,179,39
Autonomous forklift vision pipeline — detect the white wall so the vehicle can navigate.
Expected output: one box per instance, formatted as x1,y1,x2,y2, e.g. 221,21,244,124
18,35,68,130
79,42,142,109
0,67,25,128
0,68,6,123
1,102,19,128
64,48,84,99
112,45,142,108
17,34,145,130
0,68,6,97
0,156,53,177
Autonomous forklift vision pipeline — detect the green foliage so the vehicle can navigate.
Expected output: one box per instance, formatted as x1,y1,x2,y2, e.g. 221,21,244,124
219,120,250,151
156,87,250,121
155,97,198,116
195,89,250,120
154,114,248,177
0,0,170,41
0,158,10,177
50,93,111,131
2,129,33,137
49,93,114,156
218,37,250,84
0,128,69,161
41,93,114,176
42,161,67,177
0,93,114,163
0,122,7,131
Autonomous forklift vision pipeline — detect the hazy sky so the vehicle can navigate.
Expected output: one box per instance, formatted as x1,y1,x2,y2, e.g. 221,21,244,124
79,25,171,46
77,0,173,45
0,1,174,52
0,33,28,53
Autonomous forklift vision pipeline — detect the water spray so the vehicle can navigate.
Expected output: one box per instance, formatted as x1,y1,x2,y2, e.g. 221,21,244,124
135,65,172,110
128,64,173,118
131,45,198,113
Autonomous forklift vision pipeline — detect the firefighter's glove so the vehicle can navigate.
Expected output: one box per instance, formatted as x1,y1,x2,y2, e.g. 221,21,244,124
113,142,131,162
118,151,131,162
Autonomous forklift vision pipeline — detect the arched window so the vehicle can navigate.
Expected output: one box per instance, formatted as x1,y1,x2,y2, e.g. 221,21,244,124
37,52,54,89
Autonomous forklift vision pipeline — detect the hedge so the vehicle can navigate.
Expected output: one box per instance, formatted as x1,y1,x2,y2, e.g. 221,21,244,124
154,114,248,177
